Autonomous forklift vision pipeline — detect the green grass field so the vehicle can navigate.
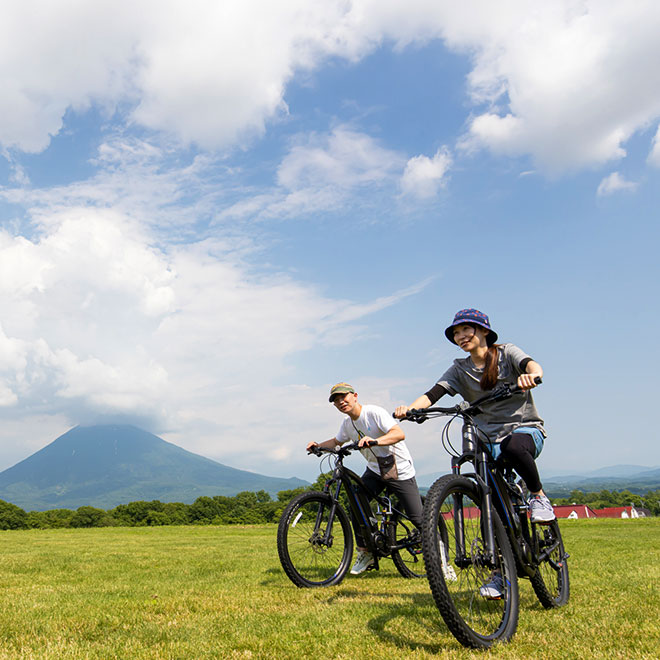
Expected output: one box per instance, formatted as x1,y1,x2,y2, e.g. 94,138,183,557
0,519,658,659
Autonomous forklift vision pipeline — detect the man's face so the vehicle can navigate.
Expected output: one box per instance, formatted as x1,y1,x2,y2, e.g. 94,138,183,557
332,391,357,414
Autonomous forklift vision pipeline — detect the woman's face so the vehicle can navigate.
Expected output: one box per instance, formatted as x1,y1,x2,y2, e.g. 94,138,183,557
452,323,488,351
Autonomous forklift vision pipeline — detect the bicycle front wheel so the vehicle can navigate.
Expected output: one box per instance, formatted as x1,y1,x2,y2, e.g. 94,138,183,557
277,491,354,588
422,475,519,649
388,509,424,578
529,520,570,608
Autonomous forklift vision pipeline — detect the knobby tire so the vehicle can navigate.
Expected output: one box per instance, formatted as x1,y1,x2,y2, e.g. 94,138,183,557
529,519,570,607
388,509,425,578
277,491,353,588
422,474,519,649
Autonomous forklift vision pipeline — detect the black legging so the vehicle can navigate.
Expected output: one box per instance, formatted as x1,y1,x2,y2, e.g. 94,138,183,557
351,468,424,548
498,432,543,493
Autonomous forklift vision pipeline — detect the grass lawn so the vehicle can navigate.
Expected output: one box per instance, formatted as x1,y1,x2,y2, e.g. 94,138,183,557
0,519,658,659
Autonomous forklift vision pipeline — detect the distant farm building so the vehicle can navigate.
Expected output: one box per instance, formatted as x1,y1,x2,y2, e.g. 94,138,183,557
592,506,648,519
553,505,598,519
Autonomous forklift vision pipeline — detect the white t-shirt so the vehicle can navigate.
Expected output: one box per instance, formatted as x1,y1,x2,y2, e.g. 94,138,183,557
335,404,416,480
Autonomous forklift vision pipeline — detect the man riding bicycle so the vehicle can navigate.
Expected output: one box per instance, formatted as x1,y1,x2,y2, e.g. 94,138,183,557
307,382,424,575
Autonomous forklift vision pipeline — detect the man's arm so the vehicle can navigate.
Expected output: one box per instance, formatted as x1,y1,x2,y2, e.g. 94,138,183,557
358,424,404,448
306,438,340,452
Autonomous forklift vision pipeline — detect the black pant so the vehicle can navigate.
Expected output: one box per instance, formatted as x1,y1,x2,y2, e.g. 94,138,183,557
352,468,424,548
499,432,543,493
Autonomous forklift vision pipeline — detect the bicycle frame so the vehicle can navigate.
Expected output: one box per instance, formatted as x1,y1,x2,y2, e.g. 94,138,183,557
317,446,413,565
411,377,554,579
449,418,535,576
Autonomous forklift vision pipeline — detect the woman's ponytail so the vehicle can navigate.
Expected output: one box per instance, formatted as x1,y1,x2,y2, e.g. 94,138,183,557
480,344,500,390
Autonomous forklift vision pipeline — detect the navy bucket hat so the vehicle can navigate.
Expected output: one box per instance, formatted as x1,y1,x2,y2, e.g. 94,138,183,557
445,308,498,346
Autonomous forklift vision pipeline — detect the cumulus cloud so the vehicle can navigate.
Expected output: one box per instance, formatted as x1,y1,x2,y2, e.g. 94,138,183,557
596,172,639,196
0,1,368,153
277,126,403,190
401,147,452,198
3,1,660,175
0,151,428,472
445,1,660,172
217,126,407,221
648,125,660,167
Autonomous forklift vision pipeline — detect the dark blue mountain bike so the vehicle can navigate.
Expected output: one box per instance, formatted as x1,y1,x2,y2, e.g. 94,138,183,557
277,441,424,587
401,379,569,649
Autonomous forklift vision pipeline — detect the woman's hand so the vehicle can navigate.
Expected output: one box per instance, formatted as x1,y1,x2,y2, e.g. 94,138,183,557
517,373,541,390
393,405,409,419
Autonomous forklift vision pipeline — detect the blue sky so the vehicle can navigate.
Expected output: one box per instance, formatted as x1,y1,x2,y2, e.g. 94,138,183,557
1,1,659,483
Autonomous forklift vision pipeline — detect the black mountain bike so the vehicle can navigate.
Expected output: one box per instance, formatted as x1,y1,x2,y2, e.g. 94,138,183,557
401,380,569,649
277,441,424,587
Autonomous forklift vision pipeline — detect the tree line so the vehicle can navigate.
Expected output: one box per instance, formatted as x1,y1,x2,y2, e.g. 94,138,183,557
0,474,330,530
552,488,660,515
0,481,657,530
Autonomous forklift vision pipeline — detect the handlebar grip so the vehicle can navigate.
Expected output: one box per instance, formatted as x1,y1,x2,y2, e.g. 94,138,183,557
509,376,542,394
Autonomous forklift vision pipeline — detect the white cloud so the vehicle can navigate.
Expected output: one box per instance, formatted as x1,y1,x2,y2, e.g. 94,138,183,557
3,1,660,174
443,1,660,172
216,126,407,221
596,172,638,196
648,125,660,167
0,161,429,472
0,1,369,153
277,126,404,190
401,147,452,198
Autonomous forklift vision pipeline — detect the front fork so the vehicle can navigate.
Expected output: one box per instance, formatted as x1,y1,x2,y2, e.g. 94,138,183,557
316,474,343,546
451,424,498,569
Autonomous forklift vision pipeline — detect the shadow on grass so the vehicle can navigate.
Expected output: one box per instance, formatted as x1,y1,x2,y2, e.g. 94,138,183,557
323,588,457,654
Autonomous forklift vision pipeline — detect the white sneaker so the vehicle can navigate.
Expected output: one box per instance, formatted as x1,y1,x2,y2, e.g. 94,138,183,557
350,550,374,575
442,564,458,582
529,495,556,523
439,539,457,581
479,573,504,599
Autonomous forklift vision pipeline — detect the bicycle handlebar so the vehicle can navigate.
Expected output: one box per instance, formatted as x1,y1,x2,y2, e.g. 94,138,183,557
307,439,378,457
399,377,542,422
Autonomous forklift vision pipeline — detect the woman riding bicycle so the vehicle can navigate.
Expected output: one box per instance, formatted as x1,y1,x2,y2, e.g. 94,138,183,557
394,308,555,525
307,382,424,575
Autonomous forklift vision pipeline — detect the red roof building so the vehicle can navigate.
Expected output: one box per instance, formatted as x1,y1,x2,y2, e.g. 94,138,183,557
553,505,598,519
592,506,646,518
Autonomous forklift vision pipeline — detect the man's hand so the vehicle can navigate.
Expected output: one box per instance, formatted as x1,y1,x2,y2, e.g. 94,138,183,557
306,441,319,453
358,437,377,448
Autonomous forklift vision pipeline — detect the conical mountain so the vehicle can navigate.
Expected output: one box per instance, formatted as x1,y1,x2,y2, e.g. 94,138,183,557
0,425,307,511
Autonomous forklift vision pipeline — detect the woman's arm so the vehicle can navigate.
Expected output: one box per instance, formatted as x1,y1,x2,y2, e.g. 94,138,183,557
517,360,543,390
394,394,432,419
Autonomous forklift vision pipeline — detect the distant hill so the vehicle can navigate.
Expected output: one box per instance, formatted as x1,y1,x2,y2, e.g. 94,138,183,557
417,464,660,496
543,465,660,497
0,425,308,511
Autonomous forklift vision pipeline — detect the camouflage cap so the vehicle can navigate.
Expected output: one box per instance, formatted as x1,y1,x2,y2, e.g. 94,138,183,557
328,382,356,402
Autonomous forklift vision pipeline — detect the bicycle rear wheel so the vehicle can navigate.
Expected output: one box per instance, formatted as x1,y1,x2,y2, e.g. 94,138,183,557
529,520,570,607
388,510,424,578
422,475,519,649
277,491,353,588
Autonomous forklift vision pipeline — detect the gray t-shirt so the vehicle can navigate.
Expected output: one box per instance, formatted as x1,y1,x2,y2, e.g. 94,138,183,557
436,343,545,443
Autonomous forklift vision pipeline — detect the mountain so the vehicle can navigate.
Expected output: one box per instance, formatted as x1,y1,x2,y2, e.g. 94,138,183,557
546,464,660,480
0,425,308,511
417,464,660,494
542,465,660,497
